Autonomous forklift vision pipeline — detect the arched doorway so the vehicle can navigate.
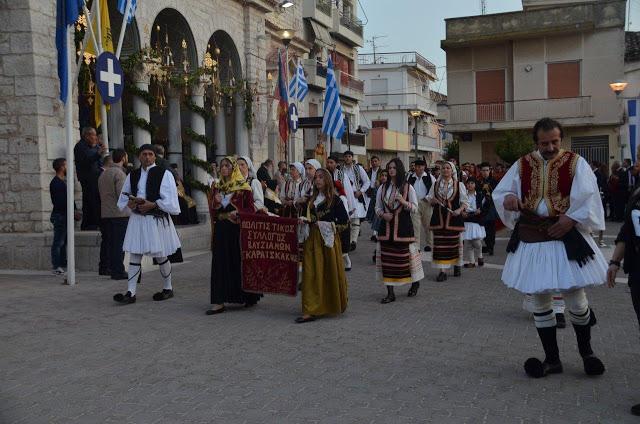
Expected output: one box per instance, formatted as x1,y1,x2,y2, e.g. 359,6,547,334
205,30,243,160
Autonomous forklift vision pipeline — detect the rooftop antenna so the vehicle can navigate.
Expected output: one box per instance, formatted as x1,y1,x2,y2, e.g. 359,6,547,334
366,35,388,63
481,0,486,15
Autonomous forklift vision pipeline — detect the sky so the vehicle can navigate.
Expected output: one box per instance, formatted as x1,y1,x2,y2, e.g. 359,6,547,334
358,0,640,94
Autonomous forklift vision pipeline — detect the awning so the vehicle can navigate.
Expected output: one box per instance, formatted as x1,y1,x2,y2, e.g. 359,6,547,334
309,19,333,47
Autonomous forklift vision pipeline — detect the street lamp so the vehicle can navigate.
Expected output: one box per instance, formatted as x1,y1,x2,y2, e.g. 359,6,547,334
410,110,421,161
610,79,628,98
279,0,294,8
279,29,295,164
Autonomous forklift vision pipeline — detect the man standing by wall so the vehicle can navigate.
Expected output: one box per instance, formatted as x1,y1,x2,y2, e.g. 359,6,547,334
98,149,130,280
74,127,106,230
49,158,81,276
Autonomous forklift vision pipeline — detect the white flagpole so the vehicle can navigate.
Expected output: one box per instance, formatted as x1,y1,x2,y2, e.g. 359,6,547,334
94,0,110,152
295,59,300,162
115,0,131,59
65,24,76,286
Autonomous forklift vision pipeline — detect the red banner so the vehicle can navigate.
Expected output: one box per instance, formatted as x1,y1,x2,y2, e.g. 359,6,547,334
239,212,299,297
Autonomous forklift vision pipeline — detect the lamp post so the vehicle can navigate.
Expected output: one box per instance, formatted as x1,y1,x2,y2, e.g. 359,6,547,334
609,79,629,161
410,110,421,162
278,29,295,164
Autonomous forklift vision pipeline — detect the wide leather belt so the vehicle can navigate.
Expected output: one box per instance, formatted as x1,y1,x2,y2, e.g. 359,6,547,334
518,216,559,243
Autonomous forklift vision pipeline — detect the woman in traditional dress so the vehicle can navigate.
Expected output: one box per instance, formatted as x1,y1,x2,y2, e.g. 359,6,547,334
427,161,469,281
296,168,349,323
207,157,261,315
237,156,265,214
297,159,321,206
461,177,486,268
281,162,304,218
376,159,424,303
370,170,388,263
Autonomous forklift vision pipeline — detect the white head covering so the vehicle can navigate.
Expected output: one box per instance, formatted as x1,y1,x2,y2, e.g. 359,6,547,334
291,162,305,179
239,156,257,178
305,159,321,170
438,161,458,182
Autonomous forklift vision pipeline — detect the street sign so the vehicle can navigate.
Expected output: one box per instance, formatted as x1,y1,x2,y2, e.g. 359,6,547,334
289,103,299,133
95,52,124,104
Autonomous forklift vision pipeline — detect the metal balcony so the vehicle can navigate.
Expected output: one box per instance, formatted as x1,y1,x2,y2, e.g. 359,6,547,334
335,69,364,102
359,52,437,77
330,10,364,47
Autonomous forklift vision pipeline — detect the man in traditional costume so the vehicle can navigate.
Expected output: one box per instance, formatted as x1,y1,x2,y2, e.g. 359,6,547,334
339,151,370,251
493,118,607,378
113,145,181,304
327,156,356,270
408,159,436,253
281,162,304,218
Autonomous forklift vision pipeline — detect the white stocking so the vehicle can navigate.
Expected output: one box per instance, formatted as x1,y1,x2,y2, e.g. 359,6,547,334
156,256,172,291
127,253,143,296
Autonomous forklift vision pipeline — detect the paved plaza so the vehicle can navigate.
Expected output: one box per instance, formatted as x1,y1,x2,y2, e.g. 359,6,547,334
1,222,639,424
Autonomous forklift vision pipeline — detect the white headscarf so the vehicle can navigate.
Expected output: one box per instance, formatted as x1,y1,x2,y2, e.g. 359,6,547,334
305,159,322,170
239,156,257,178
437,161,457,182
292,162,305,179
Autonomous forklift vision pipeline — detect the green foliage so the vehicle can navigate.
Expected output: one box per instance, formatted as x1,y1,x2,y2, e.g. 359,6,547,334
244,89,253,130
184,98,211,122
184,127,213,147
444,139,459,163
184,174,211,193
125,81,155,106
124,111,159,138
124,138,140,158
184,154,214,173
495,130,535,165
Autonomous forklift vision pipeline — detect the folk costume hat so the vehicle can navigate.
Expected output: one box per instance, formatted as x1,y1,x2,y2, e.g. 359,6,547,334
291,162,305,179
218,156,251,193
438,161,458,181
138,144,155,154
305,159,322,170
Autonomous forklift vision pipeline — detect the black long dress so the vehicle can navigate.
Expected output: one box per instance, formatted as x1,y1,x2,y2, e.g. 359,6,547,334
210,190,262,305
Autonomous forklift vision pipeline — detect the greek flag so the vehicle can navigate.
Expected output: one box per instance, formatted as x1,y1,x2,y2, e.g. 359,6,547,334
117,0,136,24
322,58,345,139
288,59,308,102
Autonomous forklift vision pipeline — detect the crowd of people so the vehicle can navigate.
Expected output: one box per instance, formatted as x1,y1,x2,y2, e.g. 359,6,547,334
49,117,640,414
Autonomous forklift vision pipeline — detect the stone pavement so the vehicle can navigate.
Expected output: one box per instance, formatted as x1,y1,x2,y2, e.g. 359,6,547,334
1,222,639,424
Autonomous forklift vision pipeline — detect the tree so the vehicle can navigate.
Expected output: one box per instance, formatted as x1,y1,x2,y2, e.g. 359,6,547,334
443,139,459,163
495,130,535,165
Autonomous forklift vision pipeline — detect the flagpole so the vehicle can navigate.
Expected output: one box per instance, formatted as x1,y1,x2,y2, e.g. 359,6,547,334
115,0,131,59
94,0,110,152
285,46,291,165
65,24,76,286
295,58,300,164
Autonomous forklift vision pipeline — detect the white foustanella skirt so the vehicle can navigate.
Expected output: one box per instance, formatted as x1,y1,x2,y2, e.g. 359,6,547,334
462,222,486,240
501,228,607,294
123,213,181,258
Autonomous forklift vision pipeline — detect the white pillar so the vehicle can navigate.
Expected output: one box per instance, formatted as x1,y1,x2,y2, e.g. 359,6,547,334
235,93,249,158
108,100,124,149
215,103,227,161
166,86,183,177
130,63,152,148
190,81,210,214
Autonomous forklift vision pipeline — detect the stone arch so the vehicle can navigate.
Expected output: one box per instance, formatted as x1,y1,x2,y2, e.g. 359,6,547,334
150,8,198,71
107,0,141,58
208,30,242,85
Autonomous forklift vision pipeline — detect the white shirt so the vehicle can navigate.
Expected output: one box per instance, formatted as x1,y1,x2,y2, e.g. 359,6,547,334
343,164,371,193
493,151,605,231
117,163,181,215
466,192,479,212
426,179,470,209
370,167,380,188
412,172,436,201
221,193,233,208
314,193,325,207
375,183,419,214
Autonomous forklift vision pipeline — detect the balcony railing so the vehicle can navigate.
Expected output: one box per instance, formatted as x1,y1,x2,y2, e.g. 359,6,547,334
316,61,328,78
339,11,363,37
447,96,592,125
316,0,332,17
336,70,364,93
359,52,437,75
416,134,441,151
342,132,366,147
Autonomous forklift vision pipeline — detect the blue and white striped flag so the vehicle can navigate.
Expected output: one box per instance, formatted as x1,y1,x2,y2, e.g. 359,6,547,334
288,59,308,102
117,0,137,24
322,58,344,140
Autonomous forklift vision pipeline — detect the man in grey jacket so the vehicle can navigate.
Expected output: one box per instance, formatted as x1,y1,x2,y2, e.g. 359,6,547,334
98,149,130,280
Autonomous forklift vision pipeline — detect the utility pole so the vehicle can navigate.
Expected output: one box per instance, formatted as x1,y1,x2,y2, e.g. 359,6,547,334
481,0,486,15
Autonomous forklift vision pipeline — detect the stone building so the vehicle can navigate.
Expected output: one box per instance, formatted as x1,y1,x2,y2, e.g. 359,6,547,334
441,0,626,167
0,0,326,269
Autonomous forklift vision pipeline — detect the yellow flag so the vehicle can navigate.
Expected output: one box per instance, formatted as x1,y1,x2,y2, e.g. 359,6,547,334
86,0,114,128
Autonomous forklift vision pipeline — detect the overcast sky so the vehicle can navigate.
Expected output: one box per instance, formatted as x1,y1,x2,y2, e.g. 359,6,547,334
359,0,640,93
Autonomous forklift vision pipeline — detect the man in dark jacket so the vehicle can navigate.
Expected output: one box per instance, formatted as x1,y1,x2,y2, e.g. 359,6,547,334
74,127,106,230
153,144,178,182
478,162,499,255
257,159,275,187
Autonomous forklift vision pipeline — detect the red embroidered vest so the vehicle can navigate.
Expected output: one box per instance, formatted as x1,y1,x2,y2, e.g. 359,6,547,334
518,149,580,216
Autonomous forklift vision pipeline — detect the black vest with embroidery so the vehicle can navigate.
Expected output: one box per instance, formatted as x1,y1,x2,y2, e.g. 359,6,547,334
130,166,165,202
377,183,415,242
407,173,432,194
